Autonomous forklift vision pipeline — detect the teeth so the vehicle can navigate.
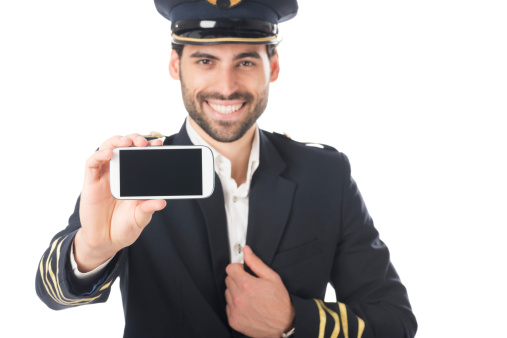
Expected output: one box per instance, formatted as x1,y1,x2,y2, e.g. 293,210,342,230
208,102,243,114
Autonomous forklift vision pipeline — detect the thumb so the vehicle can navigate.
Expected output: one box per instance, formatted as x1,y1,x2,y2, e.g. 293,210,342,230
134,199,167,229
243,245,278,280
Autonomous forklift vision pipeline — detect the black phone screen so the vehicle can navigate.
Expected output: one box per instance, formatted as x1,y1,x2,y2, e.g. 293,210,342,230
119,148,203,197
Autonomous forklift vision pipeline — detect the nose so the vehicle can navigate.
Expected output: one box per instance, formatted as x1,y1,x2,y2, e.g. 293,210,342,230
215,67,239,98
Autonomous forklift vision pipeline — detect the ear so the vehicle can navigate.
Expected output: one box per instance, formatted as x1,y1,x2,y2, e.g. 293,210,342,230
169,49,181,80
269,51,280,83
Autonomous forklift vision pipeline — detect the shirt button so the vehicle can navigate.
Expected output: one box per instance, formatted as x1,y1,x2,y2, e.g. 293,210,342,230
234,243,242,254
232,196,237,203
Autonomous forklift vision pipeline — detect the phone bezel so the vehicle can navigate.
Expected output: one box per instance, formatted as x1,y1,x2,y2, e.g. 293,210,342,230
110,145,215,200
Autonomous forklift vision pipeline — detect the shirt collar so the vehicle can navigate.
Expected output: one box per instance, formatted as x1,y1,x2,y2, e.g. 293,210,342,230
185,117,260,183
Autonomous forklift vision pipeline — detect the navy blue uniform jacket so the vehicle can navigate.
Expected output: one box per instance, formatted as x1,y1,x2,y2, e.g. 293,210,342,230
36,123,417,337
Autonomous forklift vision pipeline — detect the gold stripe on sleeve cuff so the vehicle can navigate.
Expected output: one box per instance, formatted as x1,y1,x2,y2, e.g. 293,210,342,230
338,302,349,338
99,280,112,291
357,316,365,338
39,236,102,306
314,299,327,338
318,300,341,338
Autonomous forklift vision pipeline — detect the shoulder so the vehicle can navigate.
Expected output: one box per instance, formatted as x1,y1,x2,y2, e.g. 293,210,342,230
262,130,347,161
261,130,351,177
266,131,338,151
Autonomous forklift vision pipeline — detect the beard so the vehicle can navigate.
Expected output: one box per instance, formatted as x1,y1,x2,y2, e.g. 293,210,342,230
180,74,269,143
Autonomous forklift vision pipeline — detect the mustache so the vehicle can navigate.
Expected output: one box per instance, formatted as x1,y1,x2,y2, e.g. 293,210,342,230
197,91,254,102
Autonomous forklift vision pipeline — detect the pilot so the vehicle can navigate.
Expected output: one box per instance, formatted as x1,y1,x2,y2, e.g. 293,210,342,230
36,1,417,337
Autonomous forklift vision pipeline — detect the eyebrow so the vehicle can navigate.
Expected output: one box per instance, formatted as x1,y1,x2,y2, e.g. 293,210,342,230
189,52,219,60
233,52,261,60
189,51,262,61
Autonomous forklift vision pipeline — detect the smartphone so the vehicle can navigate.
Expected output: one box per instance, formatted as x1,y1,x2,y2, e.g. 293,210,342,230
110,145,215,199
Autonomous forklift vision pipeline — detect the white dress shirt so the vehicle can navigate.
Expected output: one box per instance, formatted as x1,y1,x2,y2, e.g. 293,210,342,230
71,117,260,278
185,118,260,263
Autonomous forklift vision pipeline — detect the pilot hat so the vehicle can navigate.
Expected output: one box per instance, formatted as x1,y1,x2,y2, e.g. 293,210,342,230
154,0,298,45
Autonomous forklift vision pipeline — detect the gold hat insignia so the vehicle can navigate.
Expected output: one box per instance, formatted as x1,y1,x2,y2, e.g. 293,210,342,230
206,0,242,10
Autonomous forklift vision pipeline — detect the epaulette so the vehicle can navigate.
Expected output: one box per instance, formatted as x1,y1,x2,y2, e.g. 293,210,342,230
272,131,338,152
143,131,165,141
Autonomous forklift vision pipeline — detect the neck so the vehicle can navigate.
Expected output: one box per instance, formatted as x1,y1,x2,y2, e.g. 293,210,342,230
188,117,256,186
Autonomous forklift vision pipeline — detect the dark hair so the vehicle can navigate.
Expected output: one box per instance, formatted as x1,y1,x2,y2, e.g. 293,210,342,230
171,43,278,59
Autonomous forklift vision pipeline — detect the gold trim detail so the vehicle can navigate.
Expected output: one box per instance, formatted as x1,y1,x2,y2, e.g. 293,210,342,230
99,280,112,291
143,131,164,138
314,299,326,338
172,33,277,44
318,300,341,338
357,316,365,338
338,302,349,338
206,0,242,7
39,236,102,306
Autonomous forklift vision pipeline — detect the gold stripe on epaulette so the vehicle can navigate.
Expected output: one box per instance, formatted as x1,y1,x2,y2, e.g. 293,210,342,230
172,33,277,44
338,302,349,338
357,316,365,338
304,143,325,149
314,299,326,338
318,300,341,338
143,131,164,138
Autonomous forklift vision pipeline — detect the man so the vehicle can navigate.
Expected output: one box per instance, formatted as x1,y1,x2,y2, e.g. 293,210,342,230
36,1,417,337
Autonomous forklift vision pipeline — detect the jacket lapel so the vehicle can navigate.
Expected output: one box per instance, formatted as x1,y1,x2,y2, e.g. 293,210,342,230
166,123,296,302
166,122,230,309
246,131,297,269
195,182,230,308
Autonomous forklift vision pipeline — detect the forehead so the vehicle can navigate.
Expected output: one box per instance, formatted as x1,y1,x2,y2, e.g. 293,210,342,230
181,43,268,59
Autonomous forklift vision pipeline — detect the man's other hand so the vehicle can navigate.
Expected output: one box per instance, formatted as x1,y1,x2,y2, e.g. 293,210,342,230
75,134,166,272
225,245,295,338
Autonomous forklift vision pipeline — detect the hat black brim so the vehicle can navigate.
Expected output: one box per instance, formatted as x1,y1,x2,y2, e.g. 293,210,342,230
171,18,279,45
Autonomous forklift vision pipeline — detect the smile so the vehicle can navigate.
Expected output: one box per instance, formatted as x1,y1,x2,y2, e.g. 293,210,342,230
206,101,246,115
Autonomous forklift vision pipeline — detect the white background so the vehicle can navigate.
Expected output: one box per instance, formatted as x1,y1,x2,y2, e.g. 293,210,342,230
1,1,506,337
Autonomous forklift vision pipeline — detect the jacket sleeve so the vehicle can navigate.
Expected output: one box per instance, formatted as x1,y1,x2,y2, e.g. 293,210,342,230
35,196,125,310
291,153,417,338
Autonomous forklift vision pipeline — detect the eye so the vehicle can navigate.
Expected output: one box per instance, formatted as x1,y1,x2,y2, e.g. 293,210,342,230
239,60,254,67
198,59,213,65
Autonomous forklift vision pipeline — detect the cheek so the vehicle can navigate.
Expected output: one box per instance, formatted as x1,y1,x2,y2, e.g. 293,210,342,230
239,71,270,94
181,62,209,90
189,73,218,94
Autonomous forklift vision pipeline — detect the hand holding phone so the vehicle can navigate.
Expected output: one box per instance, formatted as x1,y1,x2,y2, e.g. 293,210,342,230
75,134,167,273
109,145,215,200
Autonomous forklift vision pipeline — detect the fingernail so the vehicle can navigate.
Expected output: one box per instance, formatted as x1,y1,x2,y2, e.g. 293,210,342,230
120,136,128,141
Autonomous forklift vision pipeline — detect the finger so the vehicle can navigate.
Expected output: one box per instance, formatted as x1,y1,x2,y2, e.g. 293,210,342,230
243,245,278,280
225,275,240,294
126,134,149,147
140,199,167,213
86,149,114,170
99,135,133,151
148,138,163,147
226,304,231,319
225,263,247,280
225,288,233,306
84,149,114,182
133,199,167,229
